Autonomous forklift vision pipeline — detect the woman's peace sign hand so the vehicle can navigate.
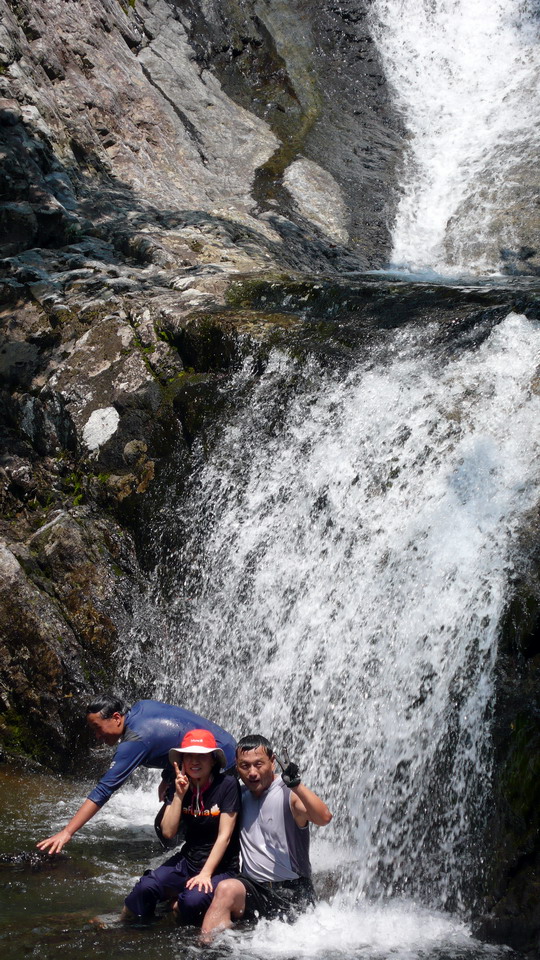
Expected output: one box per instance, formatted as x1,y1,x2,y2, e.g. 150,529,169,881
173,761,190,799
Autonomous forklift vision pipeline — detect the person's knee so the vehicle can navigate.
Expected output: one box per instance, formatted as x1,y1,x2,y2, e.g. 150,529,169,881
213,879,245,915
176,887,210,926
212,880,235,906
124,873,162,916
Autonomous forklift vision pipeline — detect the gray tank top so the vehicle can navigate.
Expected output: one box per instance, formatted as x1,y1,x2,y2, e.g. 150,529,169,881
240,777,311,881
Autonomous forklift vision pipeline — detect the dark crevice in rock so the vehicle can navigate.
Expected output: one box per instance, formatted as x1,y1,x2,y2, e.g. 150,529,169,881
138,59,209,166
477,509,540,953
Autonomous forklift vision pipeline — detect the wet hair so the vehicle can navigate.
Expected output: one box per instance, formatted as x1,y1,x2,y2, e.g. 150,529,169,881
205,752,225,773
86,695,128,719
236,734,274,759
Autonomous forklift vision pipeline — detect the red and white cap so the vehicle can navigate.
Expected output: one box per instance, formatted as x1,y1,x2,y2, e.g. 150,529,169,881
169,728,226,769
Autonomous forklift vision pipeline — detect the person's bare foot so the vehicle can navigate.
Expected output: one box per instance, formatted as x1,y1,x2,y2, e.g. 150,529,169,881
120,905,136,923
89,915,115,929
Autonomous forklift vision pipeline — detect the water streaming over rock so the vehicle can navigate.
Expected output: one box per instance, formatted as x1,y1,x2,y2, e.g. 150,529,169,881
369,0,540,274
123,309,540,954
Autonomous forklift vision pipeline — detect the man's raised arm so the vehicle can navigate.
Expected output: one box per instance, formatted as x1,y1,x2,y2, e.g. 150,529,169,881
277,754,332,827
290,782,332,827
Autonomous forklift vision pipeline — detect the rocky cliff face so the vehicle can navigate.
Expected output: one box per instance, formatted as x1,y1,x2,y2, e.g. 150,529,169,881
0,0,401,277
0,0,402,764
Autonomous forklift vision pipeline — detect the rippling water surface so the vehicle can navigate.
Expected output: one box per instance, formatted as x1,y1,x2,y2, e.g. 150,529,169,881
0,766,520,960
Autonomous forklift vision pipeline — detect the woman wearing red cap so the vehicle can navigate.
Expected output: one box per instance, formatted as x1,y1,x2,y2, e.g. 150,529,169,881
122,729,240,925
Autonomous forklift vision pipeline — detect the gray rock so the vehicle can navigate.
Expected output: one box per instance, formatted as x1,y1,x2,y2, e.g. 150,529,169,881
0,202,38,257
283,158,350,244
0,98,22,125
17,392,77,455
0,339,40,390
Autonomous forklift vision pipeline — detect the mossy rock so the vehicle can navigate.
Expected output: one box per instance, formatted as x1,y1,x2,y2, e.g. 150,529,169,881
171,373,229,445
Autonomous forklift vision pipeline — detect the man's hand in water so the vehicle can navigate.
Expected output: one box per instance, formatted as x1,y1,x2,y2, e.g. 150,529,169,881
36,828,73,855
36,798,100,853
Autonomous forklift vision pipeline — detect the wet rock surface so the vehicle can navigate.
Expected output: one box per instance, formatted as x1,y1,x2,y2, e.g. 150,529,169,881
0,0,398,283
476,509,540,955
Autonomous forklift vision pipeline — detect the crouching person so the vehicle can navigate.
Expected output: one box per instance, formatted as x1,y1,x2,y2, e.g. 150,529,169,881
122,729,240,925
201,734,332,939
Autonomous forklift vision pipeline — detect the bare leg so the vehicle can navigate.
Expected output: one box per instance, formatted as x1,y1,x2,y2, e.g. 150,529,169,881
120,905,136,922
200,879,246,942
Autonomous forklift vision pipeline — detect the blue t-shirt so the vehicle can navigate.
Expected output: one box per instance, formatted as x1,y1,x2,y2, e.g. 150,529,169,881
87,700,236,806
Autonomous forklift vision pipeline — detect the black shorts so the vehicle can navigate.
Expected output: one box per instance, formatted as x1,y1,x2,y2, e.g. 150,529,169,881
239,876,315,922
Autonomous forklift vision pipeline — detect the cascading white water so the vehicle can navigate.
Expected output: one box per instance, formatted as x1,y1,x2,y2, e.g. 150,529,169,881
369,0,540,274
128,310,540,940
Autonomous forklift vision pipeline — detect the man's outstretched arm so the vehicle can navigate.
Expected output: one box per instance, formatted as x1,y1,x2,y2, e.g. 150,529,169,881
37,739,151,853
36,799,101,854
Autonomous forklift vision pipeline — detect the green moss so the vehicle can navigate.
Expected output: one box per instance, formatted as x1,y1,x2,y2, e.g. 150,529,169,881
253,102,320,207
63,471,85,506
501,715,540,823
161,370,209,405
225,275,294,309
131,334,163,381
65,222,82,242
0,709,50,765
77,305,111,326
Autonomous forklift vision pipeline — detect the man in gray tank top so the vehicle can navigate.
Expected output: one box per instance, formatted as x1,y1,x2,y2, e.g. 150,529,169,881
201,734,332,939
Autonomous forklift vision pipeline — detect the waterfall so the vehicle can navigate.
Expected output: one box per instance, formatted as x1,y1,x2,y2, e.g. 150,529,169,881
128,309,540,937
369,0,540,275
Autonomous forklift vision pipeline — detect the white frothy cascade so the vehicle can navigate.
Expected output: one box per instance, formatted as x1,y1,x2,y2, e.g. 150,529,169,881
129,311,540,929
370,0,540,274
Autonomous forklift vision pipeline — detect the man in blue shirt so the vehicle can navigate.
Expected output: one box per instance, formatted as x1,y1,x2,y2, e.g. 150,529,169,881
36,696,236,855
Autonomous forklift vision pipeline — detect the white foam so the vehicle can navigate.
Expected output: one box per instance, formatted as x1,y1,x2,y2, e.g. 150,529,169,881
40,771,161,839
94,774,161,835
219,898,501,960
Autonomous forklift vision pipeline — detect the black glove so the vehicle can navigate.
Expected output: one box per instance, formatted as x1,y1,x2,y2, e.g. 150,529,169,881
276,751,301,788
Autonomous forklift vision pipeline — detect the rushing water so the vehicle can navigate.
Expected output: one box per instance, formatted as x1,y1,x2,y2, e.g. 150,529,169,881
3,300,539,959
369,0,540,274
114,307,540,956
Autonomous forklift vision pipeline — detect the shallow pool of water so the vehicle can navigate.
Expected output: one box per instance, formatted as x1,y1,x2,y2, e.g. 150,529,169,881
0,764,522,960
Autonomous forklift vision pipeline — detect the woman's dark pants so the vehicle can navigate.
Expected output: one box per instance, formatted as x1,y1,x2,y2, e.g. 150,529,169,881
124,852,234,925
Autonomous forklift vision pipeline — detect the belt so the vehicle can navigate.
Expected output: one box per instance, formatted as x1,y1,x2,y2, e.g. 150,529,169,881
254,877,308,890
